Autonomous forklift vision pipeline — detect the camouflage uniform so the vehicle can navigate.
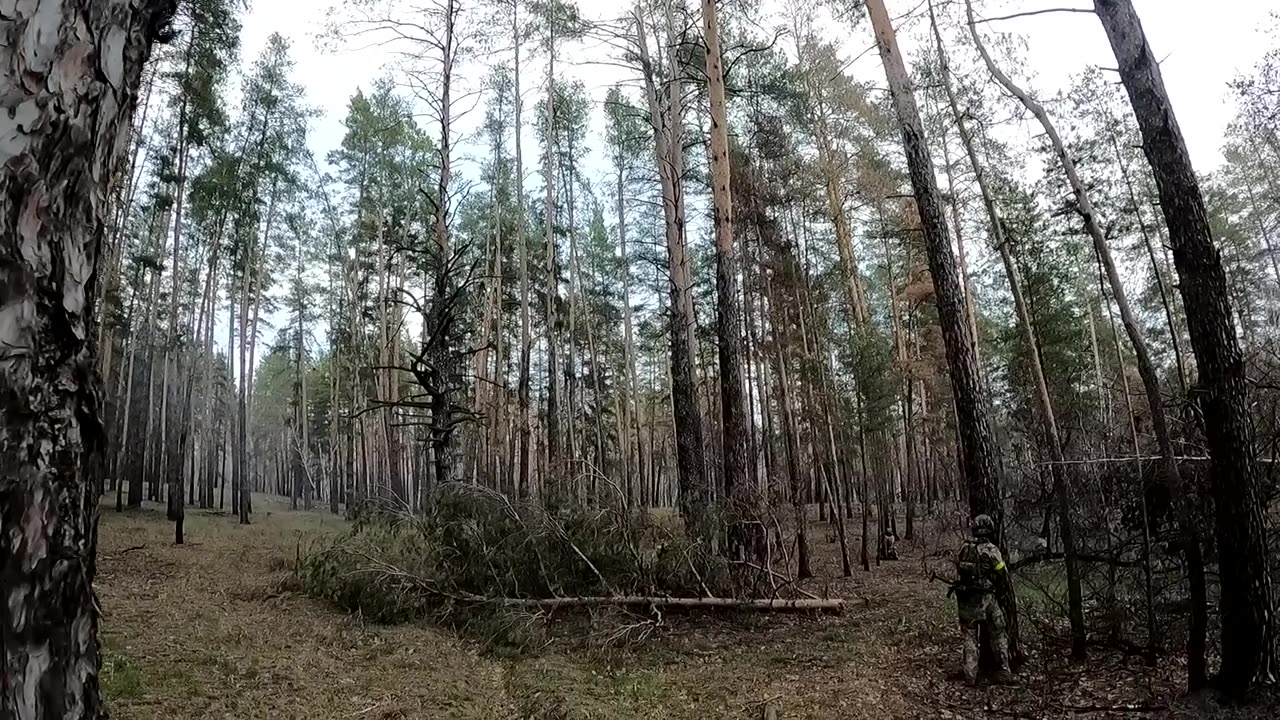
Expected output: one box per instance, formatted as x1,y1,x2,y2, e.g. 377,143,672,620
956,515,1011,685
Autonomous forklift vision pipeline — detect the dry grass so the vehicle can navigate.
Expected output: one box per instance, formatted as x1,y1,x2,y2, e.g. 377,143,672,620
98,496,1277,719
98,496,509,719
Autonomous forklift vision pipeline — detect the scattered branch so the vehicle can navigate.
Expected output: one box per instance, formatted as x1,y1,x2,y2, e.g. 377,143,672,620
976,8,1094,24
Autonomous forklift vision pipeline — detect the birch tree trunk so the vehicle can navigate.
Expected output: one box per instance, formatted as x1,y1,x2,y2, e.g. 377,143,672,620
0,1,177,715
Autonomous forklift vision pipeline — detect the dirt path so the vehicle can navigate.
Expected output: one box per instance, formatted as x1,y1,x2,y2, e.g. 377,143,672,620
97,499,1267,719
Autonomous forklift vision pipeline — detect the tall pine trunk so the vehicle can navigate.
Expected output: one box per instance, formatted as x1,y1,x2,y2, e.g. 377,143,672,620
1094,0,1275,695
865,0,1015,659
635,6,708,538
514,4,533,500
701,0,754,558
0,1,176,715
929,2,1084,658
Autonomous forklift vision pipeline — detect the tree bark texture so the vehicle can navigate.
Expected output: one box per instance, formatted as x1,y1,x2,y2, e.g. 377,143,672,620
863,0,1002,528
865,0,1016,661
928,2,1084,659
0,1,177,717
636,9,708,536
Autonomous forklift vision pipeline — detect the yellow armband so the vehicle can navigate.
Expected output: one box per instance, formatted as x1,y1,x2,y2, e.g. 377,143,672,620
994,561,1005,572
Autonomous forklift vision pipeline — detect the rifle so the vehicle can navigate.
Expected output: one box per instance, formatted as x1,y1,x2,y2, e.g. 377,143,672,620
929,571,964,598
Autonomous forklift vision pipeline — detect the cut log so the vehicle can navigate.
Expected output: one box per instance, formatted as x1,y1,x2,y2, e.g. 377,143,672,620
477,595,845,613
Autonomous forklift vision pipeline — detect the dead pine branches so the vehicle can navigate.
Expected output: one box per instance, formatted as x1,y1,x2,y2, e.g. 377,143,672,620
296,482,848,646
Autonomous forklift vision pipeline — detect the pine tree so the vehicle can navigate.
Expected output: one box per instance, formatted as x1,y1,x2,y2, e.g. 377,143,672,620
0,1,179,714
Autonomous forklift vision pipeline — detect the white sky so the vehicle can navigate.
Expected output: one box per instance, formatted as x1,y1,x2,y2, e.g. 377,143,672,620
228,0,1276,370
239,0,1276,178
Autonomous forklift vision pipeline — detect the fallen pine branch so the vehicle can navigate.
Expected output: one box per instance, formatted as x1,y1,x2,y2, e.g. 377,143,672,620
103,545,146,560
463,595,845,613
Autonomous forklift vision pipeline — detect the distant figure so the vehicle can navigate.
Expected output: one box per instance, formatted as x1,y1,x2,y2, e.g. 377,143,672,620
882,527,899,560
955,514,1014,685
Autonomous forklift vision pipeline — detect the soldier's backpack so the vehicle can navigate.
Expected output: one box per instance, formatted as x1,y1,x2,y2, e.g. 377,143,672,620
957,540,993,593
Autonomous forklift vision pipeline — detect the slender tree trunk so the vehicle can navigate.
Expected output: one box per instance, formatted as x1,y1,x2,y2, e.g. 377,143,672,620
772,297,810,578
869,0,1002,525
543,25,563,499
98,67,156,365
141,220,167,503
1111,133,1189,392
428,0,461,489
617,158,642,507
867,0,1015,660
999,240,1085,658
1243,183,1280,292
930,3,1083,657
161,36,194,522
514,6,533,500
1094,0,1274,694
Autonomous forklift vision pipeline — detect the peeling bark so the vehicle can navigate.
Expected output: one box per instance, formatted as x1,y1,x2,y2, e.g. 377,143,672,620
0,1,177,717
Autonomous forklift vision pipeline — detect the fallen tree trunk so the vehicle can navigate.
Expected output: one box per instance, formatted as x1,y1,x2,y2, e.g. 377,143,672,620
476,595,846,613
1011,552,1143,572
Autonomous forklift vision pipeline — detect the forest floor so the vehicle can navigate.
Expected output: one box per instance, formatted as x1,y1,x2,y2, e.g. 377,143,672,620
97,496,1278,719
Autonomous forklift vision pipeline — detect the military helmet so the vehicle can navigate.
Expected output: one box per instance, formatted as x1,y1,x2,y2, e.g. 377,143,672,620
971,514,996,538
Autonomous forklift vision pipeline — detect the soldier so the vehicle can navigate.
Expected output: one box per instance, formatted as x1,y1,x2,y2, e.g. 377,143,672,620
955,514,1014,685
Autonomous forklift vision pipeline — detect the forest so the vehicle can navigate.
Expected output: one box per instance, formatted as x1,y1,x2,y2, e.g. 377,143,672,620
2,0,1280,718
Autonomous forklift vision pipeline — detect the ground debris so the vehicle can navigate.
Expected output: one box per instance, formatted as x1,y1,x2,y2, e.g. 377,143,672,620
97,499,1280,720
